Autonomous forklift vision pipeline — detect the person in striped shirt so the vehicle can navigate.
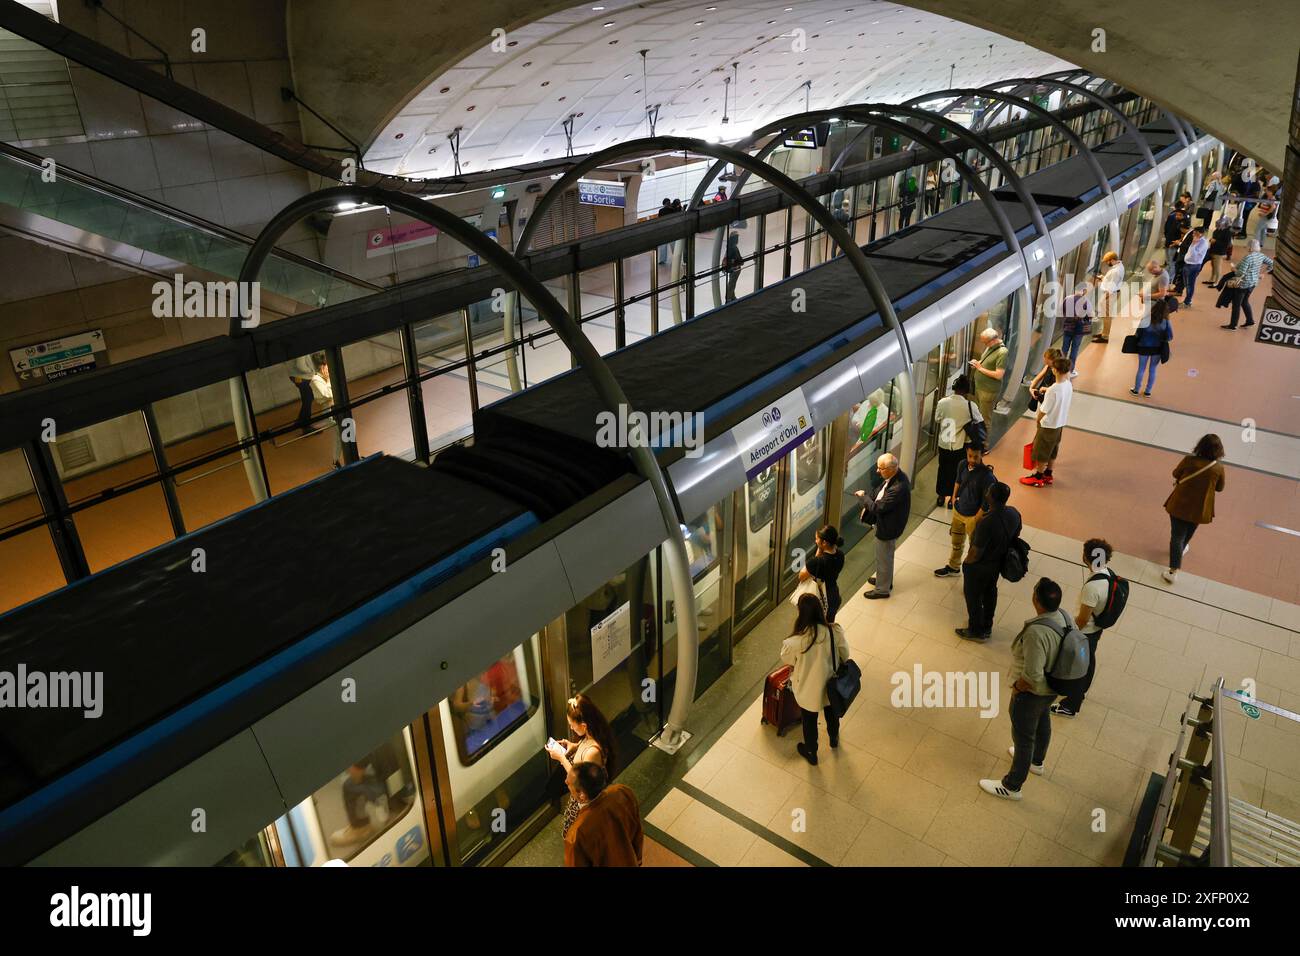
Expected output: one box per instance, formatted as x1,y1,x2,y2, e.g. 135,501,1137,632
1220,240,1274,330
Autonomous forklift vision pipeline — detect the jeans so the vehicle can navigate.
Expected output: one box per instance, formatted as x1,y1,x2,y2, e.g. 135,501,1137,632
800,705,840,756
1228,286,1255,327
1061,331,1085,370
873,536,897,593
1181,261,1204,302
898,205,915,230
1059,630,1103,713
1004,691,1055,791
1255,217,1270,246
1169,516,1198,570
291,377,314,434
725,269,740,302
962,562,1000,634
1135,353,1159,393
658,243,669,265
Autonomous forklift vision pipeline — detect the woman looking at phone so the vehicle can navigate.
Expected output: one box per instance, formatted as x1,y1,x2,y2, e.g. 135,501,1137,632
546,693,617,838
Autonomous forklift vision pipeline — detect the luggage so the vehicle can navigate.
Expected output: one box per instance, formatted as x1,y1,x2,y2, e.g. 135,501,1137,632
761,664,801,736
1022,442,1034,470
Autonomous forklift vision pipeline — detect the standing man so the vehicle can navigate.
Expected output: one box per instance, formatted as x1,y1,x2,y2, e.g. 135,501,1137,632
935,442,996,578
1021,356,1073,488
979,577,1065,800
1052,538,1116,719
288,352,320,436
969,326,1008,426
1179,228,1209,305
854,452,911,600
958,481,1020,642
1221,239,1274,330
656,197,675,265
564,763,644,867
1093,251,1125,343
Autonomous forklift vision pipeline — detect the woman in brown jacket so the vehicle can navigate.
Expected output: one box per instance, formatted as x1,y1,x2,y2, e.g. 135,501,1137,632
1162,434,1226,583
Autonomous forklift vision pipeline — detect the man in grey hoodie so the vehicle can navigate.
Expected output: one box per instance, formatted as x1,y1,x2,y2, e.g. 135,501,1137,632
980,577,1065,800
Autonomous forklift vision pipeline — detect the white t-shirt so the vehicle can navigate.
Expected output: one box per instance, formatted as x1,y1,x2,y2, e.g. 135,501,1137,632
1038,378,1072,429
1099,263,1125,294
934,394,980,451
1080,567,1112,635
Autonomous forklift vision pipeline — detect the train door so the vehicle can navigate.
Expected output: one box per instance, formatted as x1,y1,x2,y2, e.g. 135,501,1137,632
731,462,780,635
778,428,831,594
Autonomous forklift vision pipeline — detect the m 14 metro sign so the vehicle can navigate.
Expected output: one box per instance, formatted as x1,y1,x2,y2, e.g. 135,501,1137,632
1256,298,1300,349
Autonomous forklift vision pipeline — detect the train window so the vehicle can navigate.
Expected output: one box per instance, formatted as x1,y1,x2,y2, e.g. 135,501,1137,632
682,507,720,579
747,467,777,533
794,432,825,494
215,832,273,867
309,735,417,863
448,645,542,765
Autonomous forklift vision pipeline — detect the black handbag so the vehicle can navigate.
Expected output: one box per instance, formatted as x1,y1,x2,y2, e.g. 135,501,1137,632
824,626,861,718
1121,334,1139,354
962,399,988,448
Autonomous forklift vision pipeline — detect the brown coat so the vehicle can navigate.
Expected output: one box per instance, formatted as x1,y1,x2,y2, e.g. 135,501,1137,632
563,783,643,867
1164,456,1225,525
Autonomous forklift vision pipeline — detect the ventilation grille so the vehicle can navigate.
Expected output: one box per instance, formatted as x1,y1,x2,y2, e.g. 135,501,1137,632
55,433,95,471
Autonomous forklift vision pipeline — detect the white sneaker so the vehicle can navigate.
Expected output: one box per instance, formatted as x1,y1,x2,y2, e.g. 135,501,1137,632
979,778,1022,800
1183,543,1190,556
1161,568,1177,584
1069,370,1078,378
1009,745,1045,775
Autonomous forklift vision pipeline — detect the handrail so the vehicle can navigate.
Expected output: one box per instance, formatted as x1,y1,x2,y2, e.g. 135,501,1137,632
1210,677,1233,866
1142,689,1198,866
0,141,381,294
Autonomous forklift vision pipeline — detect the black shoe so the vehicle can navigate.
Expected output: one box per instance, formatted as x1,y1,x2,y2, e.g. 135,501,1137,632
1129,388,1140,395
955,627,989,642
868,573,877,585
934,566,959,577
1143,391,1151,396
828,734,839,750
1050,703,1077,718
796,743,818,766
863,590,890,600
1221,324,1236,329
1242,321,1254,327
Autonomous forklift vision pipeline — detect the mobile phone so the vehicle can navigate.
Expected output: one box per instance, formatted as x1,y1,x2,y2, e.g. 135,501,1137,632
545,737,559,752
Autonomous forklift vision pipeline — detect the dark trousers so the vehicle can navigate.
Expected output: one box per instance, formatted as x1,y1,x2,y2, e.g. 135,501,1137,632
1227,286,1255,327
935,446,965,504
962,562,1000,634
1060,630,1103,713
1169,516,1198,570
898,205,914,230
291,377,314,434
800,705,840,756
725,270,740,302
825,589,842,624
1003,691,1055,791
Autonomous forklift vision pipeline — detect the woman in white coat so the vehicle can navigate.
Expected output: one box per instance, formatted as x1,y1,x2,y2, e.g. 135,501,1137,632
780,594,852,766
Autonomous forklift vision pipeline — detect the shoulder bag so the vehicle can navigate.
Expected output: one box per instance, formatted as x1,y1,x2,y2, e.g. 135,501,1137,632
962,399,988,448
825,626,861,718
1162,459,1218,509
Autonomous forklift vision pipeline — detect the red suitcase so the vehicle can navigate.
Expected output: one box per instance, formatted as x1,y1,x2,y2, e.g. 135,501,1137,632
760,664,802,736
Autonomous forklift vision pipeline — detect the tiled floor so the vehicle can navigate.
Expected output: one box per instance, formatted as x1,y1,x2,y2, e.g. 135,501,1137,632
641,519,1300,867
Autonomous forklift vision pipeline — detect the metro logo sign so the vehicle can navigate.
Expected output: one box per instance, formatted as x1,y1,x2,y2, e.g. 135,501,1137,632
1255,299,1300,349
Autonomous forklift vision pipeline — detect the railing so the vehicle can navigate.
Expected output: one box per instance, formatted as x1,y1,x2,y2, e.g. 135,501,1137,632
1142,678,1300,866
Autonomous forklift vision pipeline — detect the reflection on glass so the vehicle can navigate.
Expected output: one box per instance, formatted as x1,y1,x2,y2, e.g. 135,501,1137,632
215,833,272,867
440,637,549,866
310,737,418,864
734,466,777,622
662,502,728,697
782,430,829,590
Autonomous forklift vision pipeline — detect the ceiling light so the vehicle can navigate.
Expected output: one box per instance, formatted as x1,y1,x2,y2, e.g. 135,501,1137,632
336,201,357,211
603,21,615,27
592,4,604,9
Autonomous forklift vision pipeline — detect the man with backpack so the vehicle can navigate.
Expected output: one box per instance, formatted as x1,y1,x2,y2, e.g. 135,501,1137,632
957,481,1021,642
1052,538,1127,718
935,442,996,577
981,577,1086,800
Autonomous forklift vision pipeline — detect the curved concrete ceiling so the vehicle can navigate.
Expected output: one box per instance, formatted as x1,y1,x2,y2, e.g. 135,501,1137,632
356,1,1072,178
286,0,1296,174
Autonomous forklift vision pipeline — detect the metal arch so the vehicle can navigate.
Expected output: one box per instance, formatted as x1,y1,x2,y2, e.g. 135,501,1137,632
511,134,921,478
231,184,704,746
980,77,1167,266
688,106,1038,421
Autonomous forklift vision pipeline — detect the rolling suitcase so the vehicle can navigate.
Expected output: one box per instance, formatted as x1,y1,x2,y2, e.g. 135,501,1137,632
760,664,801,737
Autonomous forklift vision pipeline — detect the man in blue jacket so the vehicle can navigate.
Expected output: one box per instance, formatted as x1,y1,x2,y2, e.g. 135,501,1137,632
854,453,911,600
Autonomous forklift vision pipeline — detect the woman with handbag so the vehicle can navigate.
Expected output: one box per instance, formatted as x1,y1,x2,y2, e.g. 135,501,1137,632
1162,434,1226,584
1206,217,1235,284
932,374,983,508
779,594,852,766
1129,300,1173,397
1220,239,1274,330
798,525,846,622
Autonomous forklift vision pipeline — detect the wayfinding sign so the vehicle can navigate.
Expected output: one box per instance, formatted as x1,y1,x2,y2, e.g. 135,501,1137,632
1256,299,1300,349
731,388,815,479
10,329,107,385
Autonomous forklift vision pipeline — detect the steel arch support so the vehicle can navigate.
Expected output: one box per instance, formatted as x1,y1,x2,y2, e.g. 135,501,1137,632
234,184,703,748
514,134,920,479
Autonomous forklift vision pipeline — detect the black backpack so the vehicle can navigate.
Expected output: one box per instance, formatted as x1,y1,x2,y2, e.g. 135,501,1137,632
997,511,1030,582
1087,568,1129,629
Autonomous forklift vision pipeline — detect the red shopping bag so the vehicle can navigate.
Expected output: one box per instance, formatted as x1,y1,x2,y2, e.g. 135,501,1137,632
1023,441,1035,470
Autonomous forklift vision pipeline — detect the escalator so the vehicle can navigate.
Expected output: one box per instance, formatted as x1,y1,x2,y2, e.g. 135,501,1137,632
0,141,379,309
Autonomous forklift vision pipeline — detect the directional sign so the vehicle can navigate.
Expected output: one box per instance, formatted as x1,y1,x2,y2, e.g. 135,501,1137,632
1256,299,1300,349
10,330,106,384
576,179,626,207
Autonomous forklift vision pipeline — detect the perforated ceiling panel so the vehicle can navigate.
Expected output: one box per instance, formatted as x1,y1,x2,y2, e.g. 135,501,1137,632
364,0,1073,179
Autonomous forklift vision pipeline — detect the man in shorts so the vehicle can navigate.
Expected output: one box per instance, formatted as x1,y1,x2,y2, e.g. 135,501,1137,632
969,326,1008,426
1021,356,1073,488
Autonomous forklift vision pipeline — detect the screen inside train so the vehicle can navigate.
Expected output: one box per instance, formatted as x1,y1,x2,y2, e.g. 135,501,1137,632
450,654,529,759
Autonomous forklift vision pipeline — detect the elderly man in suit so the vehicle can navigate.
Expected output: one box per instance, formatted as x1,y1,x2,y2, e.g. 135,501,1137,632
854,453,911,600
